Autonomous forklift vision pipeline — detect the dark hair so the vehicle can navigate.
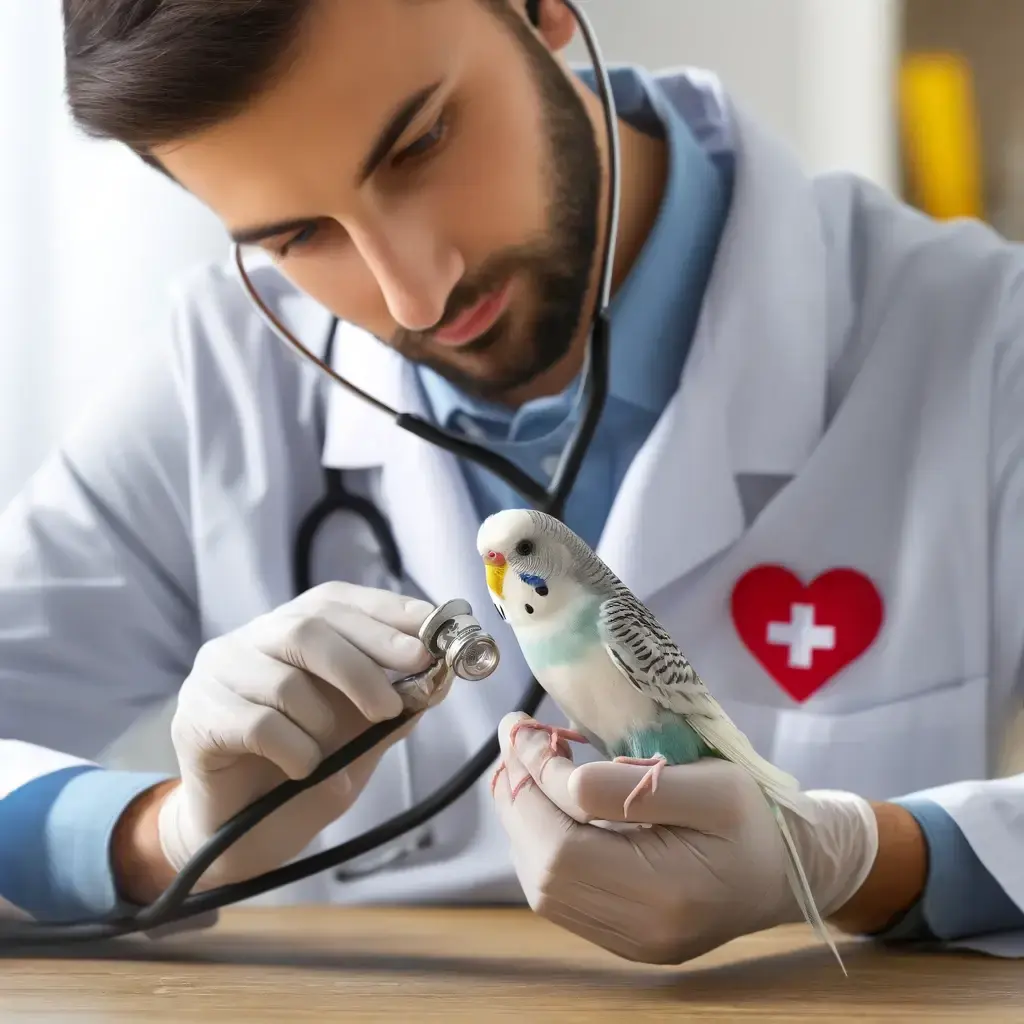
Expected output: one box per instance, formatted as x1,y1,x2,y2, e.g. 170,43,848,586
63,0,544,153
63,0,315,151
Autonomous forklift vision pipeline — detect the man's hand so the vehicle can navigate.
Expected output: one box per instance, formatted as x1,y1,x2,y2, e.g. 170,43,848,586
113,583,437,904
491,712,888,965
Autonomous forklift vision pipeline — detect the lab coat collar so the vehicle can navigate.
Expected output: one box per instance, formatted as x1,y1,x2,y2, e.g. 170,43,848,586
588,74,828,602
321,324,490,613
684,79,829,479
320,70,828,607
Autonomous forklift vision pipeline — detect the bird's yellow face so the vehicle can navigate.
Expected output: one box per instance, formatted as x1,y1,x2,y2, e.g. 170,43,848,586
478,509,563,628
483,552,507,598
478,508,533,601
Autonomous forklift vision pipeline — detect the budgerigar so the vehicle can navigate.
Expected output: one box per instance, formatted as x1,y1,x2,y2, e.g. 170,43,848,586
477,508,845,974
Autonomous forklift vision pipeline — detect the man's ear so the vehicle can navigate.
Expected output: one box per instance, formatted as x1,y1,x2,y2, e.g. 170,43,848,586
532,0,576,51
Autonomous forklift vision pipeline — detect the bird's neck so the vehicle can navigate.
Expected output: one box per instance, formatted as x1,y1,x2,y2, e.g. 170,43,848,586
518,591,602,644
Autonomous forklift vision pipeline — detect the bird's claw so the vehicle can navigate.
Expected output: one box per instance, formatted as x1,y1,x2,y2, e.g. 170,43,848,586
509,721,589,776
509,774,533,802
490,761,507,795
490,759,534,803
491,722,589,804
614,755,668,817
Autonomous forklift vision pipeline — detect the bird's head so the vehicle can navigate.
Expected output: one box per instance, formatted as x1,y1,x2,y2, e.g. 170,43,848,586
476,509,581,629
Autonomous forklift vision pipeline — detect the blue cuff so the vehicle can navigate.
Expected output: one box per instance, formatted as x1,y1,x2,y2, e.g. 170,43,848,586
883,796,1024,942
0,766,172,922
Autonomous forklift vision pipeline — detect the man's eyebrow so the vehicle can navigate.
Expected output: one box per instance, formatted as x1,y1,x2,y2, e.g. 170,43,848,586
356,80,443,184
227,82,444,246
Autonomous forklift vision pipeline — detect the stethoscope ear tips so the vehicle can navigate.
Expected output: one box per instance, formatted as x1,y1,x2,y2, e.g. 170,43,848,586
420,599,502,681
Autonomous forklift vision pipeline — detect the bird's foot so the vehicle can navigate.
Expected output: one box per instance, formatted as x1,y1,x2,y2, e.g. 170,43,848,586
490,759,533,801
510,721,590,777
614,755,668,818
501,721,590,802
490,761,507,796
510,773,533,802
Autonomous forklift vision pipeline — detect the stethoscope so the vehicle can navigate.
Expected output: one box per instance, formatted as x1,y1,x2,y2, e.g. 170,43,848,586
1,0,620,946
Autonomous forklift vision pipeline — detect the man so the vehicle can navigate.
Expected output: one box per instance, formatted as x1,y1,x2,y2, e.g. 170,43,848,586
0,0,1021,964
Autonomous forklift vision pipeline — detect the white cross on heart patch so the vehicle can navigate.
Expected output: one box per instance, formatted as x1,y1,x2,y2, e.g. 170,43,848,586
730,565,884,702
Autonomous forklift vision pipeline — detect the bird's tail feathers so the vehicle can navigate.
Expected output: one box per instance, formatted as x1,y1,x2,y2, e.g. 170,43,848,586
769,798,847,977
761,781,821,826
690,716,819,824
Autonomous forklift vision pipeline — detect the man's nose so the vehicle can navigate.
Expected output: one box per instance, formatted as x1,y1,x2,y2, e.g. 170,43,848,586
352,216,464,332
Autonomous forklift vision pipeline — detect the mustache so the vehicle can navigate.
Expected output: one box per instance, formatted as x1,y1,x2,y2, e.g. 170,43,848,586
390,245,553,351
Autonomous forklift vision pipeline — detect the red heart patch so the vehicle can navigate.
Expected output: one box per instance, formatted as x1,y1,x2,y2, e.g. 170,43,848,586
730,565,883,702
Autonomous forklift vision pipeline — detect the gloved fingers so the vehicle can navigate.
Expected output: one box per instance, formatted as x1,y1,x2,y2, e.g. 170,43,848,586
220,646,339,748
341,713,422,794
491,734,580,856
497,712,592,824
492,731,636,931
567,757,758,834
291,582,435,640
318,601,435,674
250,612,407,722
184,686,324,781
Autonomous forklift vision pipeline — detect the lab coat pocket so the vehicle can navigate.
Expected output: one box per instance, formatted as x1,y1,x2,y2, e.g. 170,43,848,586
771,675,989,801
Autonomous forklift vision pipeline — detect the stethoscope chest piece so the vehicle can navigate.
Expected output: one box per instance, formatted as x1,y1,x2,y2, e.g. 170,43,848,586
420,598,501,681
391,599,502,714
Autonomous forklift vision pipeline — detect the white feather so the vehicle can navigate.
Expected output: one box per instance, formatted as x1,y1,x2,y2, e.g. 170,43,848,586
597,594,819,824
770,799,847,976
685,713,814,821
534,644,661,750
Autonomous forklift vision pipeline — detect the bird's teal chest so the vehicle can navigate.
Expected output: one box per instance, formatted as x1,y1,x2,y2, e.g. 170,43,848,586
517,600,603,673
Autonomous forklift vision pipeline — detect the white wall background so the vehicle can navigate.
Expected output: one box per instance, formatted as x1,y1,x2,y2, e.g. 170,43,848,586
568,0,902,191
0,0,228,510
2,0,910,772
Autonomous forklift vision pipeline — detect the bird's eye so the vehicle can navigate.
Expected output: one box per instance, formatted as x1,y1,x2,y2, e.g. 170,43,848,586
535,585,549,598
525,604,535,615
515,540,534,557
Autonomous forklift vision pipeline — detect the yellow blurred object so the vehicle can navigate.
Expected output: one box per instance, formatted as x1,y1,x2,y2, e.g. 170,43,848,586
899,52,984,221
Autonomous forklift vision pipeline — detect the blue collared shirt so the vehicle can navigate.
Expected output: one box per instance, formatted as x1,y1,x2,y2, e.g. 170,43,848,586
415,66,733,550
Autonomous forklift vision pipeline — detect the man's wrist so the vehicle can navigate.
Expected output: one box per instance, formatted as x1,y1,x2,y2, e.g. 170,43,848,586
110,779,181,907
827,801,928,935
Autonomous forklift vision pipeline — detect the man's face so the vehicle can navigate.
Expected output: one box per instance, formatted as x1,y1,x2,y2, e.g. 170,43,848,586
154,0,603,402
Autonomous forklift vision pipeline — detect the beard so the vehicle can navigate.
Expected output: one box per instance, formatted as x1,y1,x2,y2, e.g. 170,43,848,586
388,11,603,402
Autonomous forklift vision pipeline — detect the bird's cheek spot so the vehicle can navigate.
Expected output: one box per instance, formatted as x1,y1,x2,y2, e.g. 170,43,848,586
525,604,535,615
536,586,549,598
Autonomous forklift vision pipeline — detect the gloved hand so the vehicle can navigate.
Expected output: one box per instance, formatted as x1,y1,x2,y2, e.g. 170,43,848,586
492,711,880,965
157,583,437,890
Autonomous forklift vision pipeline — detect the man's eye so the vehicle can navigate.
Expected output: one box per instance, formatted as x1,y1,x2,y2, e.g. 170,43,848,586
393,112,449,167
274,223,320,259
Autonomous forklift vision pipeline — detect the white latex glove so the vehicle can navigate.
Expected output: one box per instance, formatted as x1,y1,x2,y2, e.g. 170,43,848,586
158,583,438,890
492,711,880,965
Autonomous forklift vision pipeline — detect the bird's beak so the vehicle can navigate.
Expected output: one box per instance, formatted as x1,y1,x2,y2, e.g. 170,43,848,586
483,550,507,598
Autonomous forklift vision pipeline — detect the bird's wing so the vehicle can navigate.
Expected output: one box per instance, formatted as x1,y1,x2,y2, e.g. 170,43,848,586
597,595,801,800
596,594,715,715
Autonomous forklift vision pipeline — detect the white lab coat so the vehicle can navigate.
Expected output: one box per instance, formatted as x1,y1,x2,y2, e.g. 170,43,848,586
1,70,1023,952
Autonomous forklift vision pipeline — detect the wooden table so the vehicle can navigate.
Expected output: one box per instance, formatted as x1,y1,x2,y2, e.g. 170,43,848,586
0,908,1020,1022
